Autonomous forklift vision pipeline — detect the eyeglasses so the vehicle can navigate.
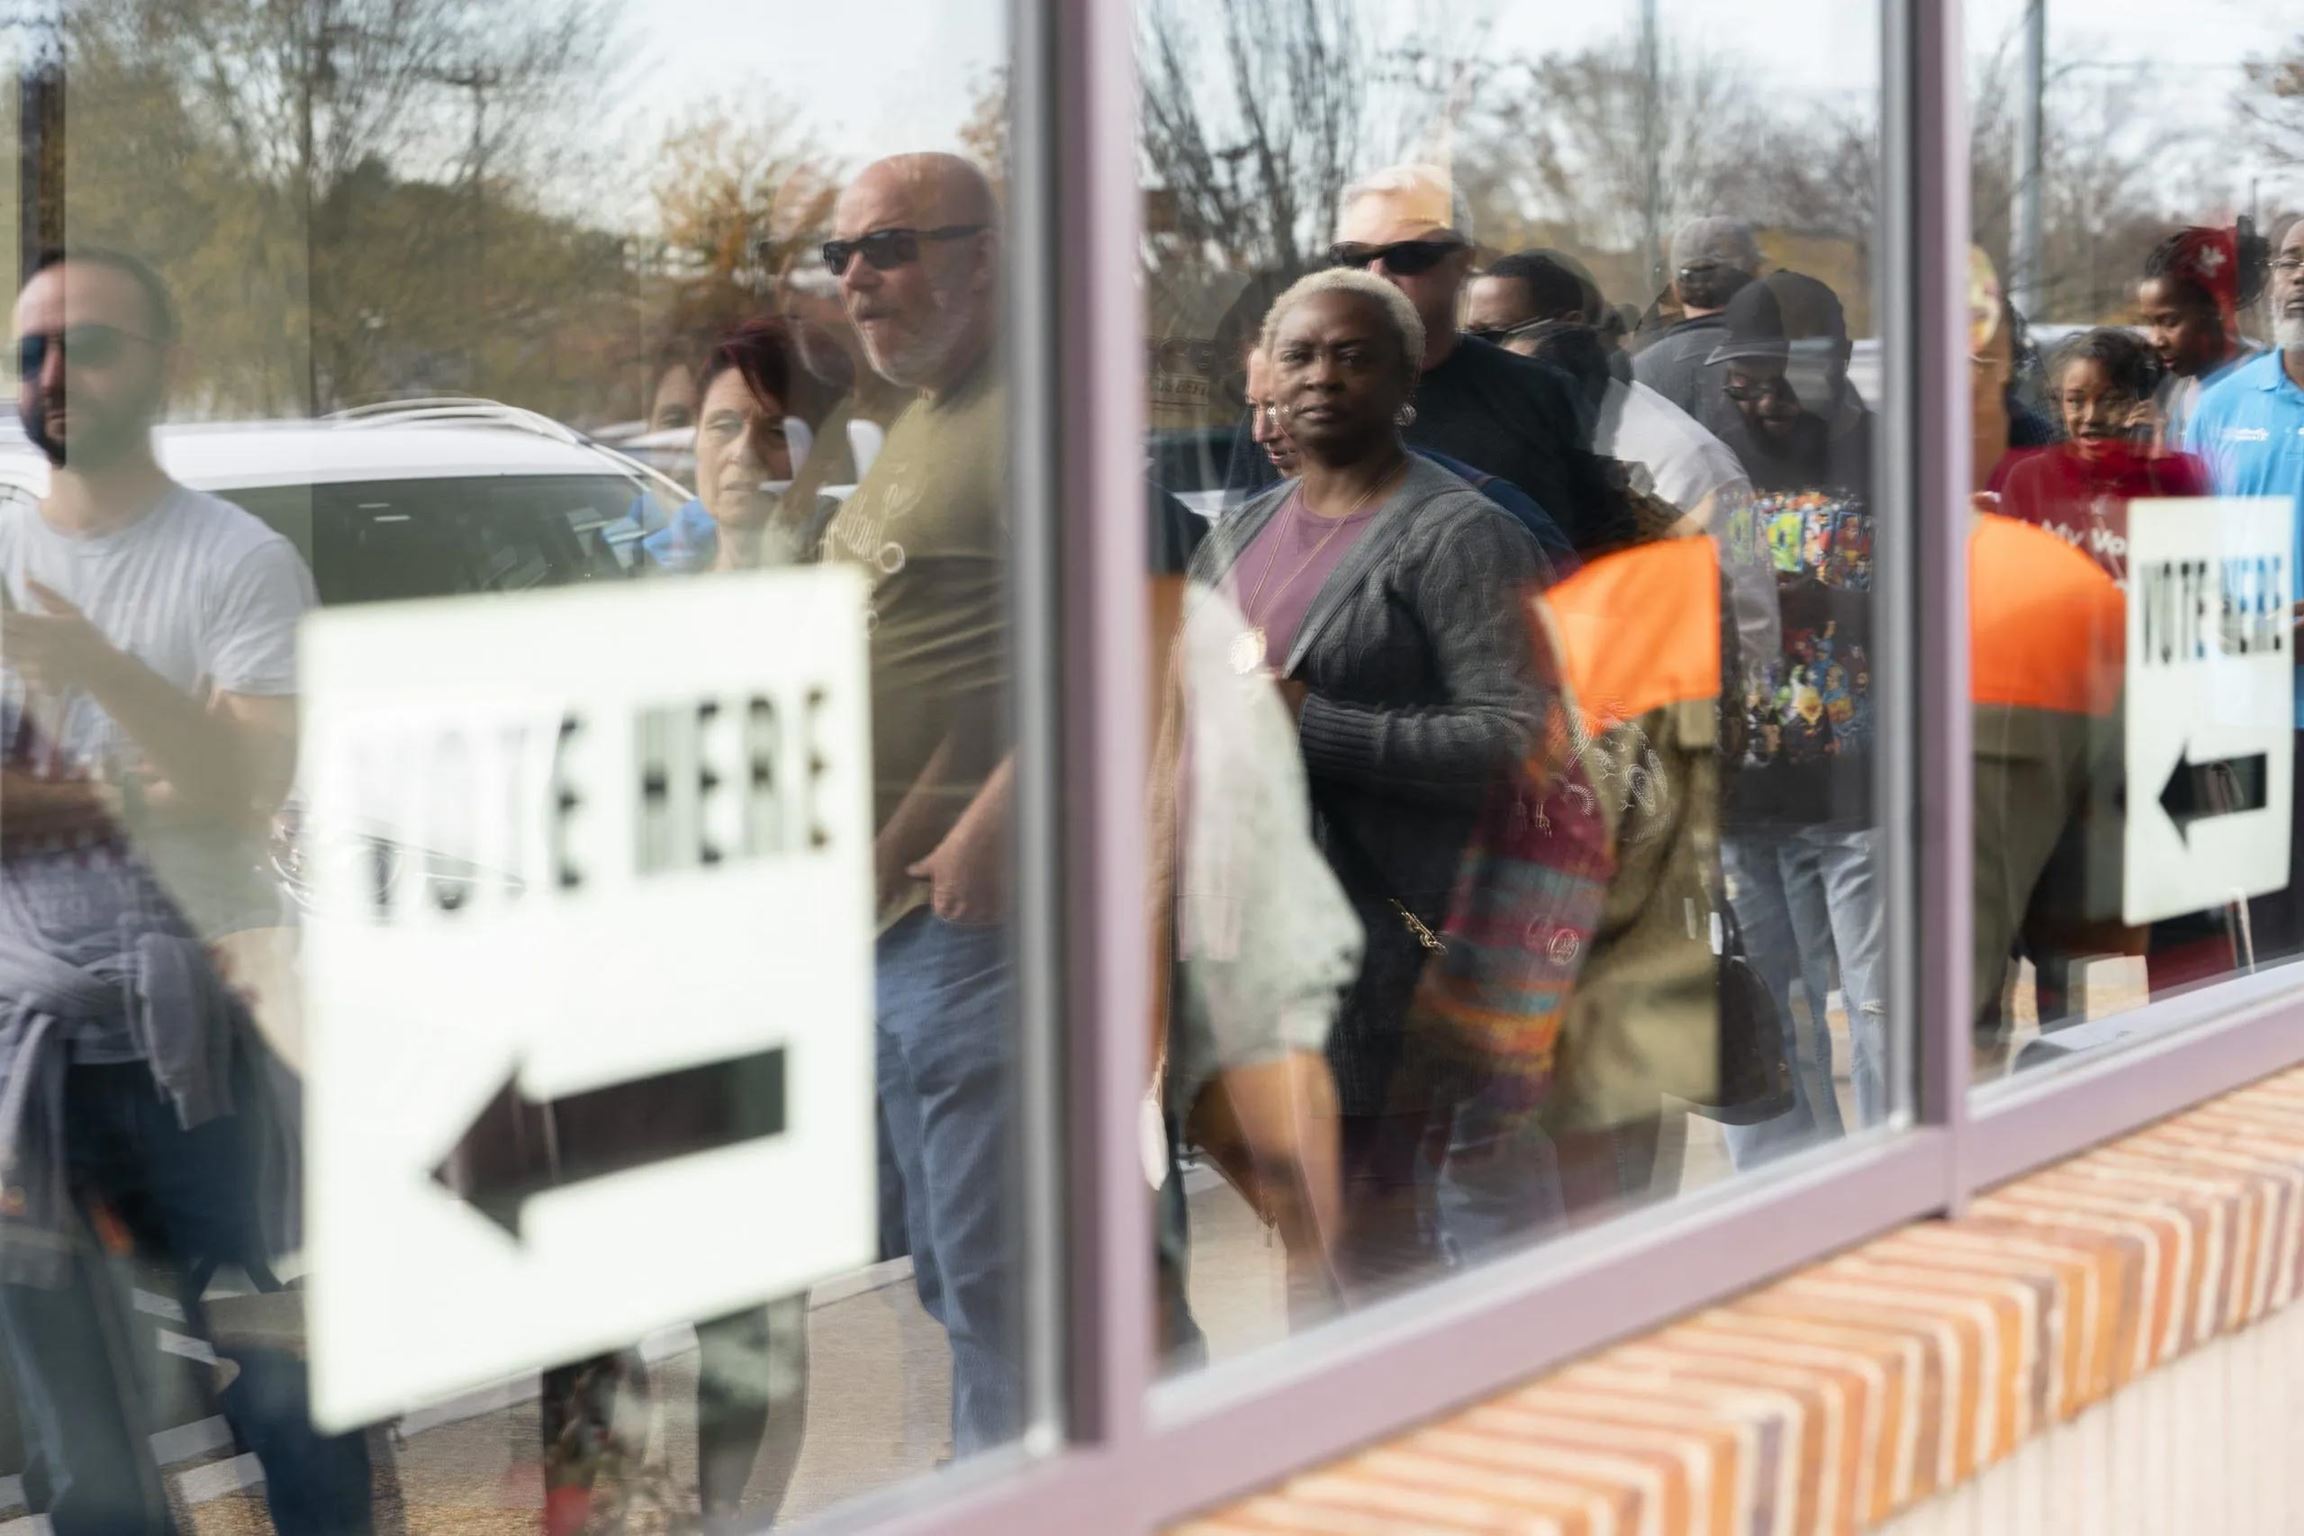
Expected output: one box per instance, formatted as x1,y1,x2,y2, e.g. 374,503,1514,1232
14,323,153,377
1326,238,1466,276
820,225,989,276
1722,375,1795,403
1465,317,1562,347
2273,254,2304,277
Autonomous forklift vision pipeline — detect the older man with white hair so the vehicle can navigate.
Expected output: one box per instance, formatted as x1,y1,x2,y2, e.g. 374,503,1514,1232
1330,163,1597,550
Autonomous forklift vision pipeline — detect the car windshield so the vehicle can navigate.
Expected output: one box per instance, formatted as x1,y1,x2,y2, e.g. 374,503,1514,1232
213,473,677,605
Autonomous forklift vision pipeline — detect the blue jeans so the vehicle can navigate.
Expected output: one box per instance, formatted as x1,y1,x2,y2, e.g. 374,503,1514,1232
875,911,1021,1456
1720,823,1889,1169
1434,1092,1565,1268
1346,1090,1588,1290
0,1063,372,1536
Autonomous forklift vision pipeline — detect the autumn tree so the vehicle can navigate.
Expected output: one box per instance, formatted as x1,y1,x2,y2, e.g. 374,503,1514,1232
652,98,836,291
2242,33,2304,171
1137,0,1491,426
1970,33,2205,325
1455,39,1780,289
1138,0,1372,284
44,0,630,414
958,66,1008,198
1440,32,1877,329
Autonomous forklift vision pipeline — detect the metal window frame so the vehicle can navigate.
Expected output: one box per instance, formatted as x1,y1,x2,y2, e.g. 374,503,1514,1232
790,1,2304,1532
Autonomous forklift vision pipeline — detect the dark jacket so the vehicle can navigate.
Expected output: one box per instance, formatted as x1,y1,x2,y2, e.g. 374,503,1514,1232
1631,313,1731,417
1707,391,1879,828
1405,336,1605,552
1219,414,1573,571
1189,454,1554,1113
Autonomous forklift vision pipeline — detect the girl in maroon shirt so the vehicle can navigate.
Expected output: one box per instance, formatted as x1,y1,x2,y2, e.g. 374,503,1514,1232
1991,327,2210,586
1989,325,2237,1004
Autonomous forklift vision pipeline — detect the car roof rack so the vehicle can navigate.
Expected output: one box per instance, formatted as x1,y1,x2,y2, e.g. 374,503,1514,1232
323,396,696,505
326,397,592,449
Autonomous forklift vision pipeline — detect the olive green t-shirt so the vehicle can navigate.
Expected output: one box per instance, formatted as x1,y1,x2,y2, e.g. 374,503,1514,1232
819,355,1008,916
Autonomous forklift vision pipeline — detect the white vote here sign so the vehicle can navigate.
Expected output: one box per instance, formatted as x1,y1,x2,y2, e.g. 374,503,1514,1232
301,568,875,1431
2123,496,2294,925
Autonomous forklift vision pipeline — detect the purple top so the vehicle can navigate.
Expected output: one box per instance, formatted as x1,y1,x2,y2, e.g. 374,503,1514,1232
1227,489,1384,672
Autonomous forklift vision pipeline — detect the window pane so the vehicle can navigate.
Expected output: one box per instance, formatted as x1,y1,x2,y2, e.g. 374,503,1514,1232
1142,0,1900,1373
0,0,1037,1525
1967,4,2304,1087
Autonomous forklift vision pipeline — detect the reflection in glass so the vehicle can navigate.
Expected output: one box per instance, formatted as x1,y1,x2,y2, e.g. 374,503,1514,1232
0,0,1025,1526
1968,3,2304,1084
818,150,1023,1457
1143,0,1896,1373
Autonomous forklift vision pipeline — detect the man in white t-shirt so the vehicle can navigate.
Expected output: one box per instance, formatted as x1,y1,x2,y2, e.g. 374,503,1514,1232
0,249,367,1535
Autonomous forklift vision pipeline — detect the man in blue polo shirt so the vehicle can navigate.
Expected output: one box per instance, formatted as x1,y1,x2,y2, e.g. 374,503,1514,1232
2188,215,2304,964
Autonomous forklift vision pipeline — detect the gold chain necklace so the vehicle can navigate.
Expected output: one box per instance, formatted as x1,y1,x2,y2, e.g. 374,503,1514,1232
1230,461,1400,676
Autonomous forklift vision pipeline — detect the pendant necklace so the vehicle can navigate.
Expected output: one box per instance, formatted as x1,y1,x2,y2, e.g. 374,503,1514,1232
1231,461,1399,676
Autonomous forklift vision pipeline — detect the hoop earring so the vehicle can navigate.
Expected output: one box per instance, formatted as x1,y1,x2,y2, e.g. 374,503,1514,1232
1395,403,1418,427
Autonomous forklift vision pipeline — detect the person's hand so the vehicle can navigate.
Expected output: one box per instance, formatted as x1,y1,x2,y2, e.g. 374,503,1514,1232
873,827,918,915
907,813,1008,925
1275,677,1310,723
203,939,262,1016
3,582,120,694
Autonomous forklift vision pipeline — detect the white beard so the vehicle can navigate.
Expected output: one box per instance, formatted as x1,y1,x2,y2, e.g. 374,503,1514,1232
2278,316,2304,350
862,286,975,389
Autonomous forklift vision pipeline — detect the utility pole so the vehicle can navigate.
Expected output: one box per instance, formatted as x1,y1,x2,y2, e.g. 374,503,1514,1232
2012,0,2046,320
1637,0,1663,299
299,0,339,415
433,64,502,249
427,62,503,390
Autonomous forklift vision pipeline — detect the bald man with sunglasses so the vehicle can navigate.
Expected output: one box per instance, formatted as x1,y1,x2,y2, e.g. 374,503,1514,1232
1331,165,1599,552
817,152,1023,1457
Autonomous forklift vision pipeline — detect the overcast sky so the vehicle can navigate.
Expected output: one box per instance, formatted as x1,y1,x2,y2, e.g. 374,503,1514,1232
597,0,2304,229
18,0,2251,237
604,0,1006,173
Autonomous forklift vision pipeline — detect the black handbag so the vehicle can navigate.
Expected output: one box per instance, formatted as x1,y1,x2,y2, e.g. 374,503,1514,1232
1689,897,1795,1126
1685,566,1794,1128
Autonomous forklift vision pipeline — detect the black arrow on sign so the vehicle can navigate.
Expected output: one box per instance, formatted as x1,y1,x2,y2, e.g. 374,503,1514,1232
2159,746,2270,844
431,1046,787,1239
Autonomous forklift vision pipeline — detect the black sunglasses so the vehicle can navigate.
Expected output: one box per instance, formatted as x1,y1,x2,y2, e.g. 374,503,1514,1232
1327,237,1466,276
821,224,989,276
1465,316,1565,348
15,323,149,377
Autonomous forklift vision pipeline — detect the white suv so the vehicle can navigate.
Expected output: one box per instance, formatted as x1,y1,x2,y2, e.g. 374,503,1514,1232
0,399,698,921
0,398,693,604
